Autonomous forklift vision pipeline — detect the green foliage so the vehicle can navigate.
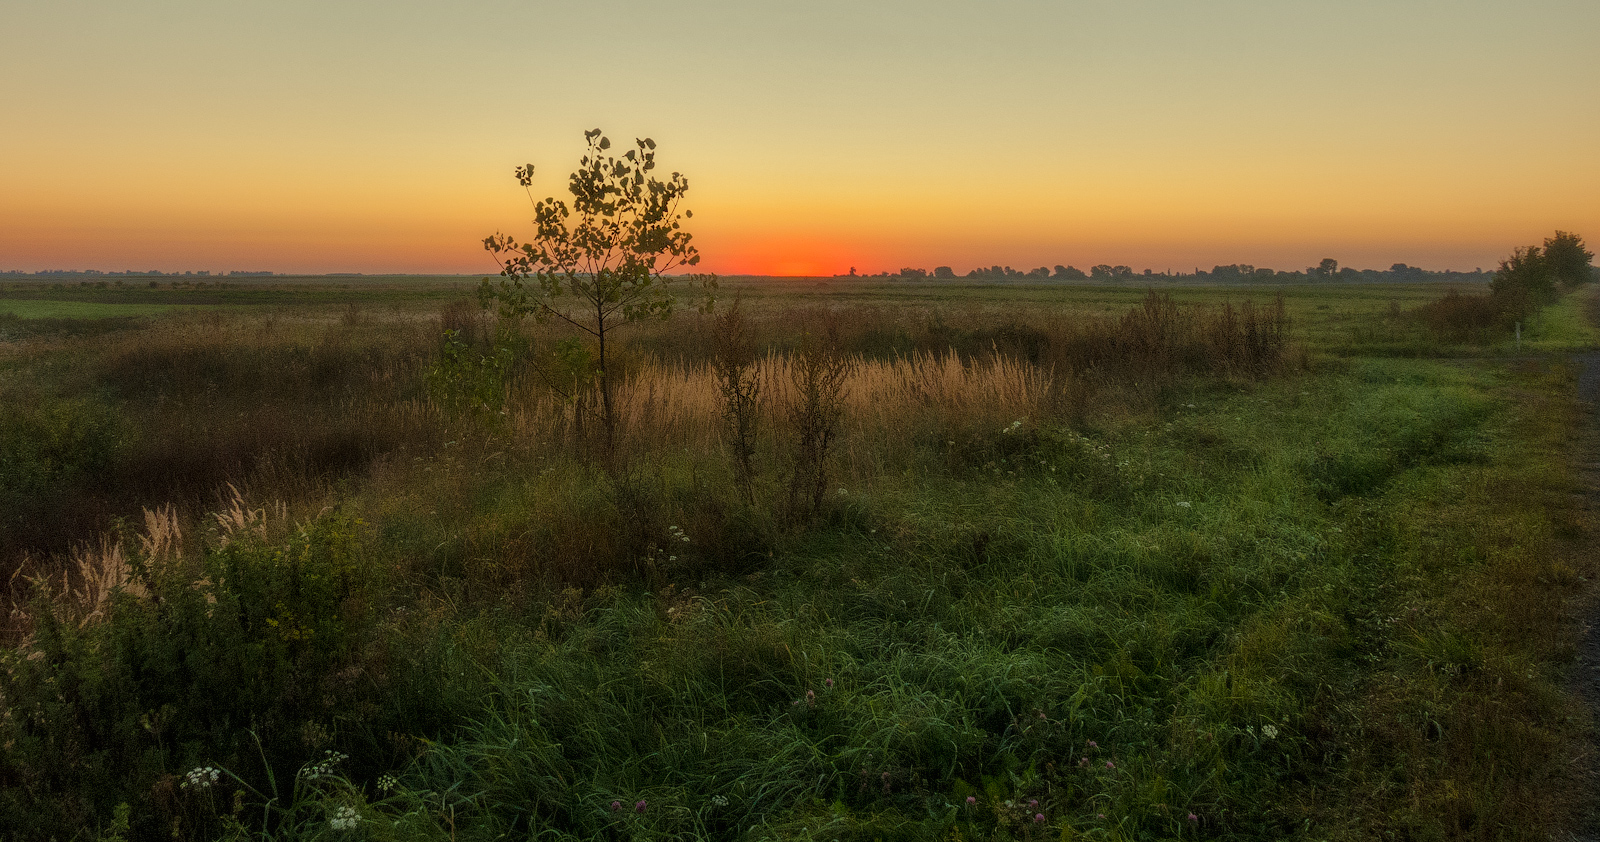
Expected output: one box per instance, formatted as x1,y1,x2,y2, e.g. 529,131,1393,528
425,328,513,417
3,274,1595,840
1544,230,1594,290
0,395,124,552
0,395,122,498
480,128,717,452
1417,231,1589,344
0,511,405,840
1491,244,1557,314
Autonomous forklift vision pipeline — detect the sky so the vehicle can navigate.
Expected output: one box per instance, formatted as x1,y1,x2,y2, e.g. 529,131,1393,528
2,1,1596,277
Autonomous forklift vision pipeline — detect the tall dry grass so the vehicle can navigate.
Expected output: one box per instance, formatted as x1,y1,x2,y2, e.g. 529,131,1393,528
501,350,1053,464
495,290,1290,473
4,288,1296,625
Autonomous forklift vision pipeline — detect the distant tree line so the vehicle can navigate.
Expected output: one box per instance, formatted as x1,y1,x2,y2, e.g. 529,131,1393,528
0,269,276,278
845,260,1513,284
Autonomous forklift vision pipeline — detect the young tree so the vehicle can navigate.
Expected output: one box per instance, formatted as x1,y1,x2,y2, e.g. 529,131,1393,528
1543,231,1593,290
481,129,716,455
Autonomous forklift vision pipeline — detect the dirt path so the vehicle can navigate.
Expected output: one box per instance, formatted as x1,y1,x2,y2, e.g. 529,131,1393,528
1566,348,1600,840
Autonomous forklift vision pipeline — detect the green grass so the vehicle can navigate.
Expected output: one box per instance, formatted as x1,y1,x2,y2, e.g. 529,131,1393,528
0,278,1595,841
0,298,203,319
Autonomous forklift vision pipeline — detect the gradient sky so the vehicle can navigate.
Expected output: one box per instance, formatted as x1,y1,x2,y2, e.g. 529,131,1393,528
3,1,1596,276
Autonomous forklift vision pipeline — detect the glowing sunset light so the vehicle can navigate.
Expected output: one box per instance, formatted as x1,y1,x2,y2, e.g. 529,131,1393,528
1,1,1595,274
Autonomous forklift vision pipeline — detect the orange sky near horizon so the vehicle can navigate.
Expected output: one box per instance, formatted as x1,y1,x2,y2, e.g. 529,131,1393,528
3,1,1596,277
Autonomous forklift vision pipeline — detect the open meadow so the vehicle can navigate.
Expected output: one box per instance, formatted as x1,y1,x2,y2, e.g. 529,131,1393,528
2,276,1598,841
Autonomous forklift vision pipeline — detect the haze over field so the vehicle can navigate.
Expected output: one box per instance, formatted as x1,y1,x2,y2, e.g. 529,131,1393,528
2,0,1596,275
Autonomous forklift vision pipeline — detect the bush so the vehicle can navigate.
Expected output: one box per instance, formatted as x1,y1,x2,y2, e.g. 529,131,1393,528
1413,289,1507,343
0,511,401,840
1490,245,1557,316
0,395,124,558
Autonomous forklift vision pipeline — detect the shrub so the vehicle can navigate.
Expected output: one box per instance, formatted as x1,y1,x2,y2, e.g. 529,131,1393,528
0,511,398,840
1490,245,1556,315
0,395,124,558
1414,288,1507,343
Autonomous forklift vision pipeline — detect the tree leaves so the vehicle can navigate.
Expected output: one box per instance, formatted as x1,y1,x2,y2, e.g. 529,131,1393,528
480,129,718,451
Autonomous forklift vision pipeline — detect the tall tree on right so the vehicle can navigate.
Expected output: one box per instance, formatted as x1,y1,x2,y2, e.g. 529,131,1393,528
1542,231,1593,290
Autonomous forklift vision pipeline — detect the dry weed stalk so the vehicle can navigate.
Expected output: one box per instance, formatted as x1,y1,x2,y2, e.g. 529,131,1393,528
785,327,852,517
713,298,762,504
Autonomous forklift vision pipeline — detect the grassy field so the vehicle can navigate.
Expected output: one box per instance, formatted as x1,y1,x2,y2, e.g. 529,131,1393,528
1,278,1596,841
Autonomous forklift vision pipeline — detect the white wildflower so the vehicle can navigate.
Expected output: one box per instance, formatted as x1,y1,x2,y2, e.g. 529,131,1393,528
329,805,362,831
181,766,221,790
299,750,348,780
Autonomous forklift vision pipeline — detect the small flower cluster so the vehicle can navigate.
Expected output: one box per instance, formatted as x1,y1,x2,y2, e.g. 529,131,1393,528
299,750,349,780
180,766,221,790
377,774,400,793
1002,419,1026,435
710,794,730,807
329,805,361,831
1076,739,1117,771
610,799,649,814
794,678,837,710
1060,430,1114,463
997,797,1047,827
667,525,690,544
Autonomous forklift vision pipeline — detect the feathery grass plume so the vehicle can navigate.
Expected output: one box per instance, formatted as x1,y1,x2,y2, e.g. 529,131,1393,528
213,483,287,547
